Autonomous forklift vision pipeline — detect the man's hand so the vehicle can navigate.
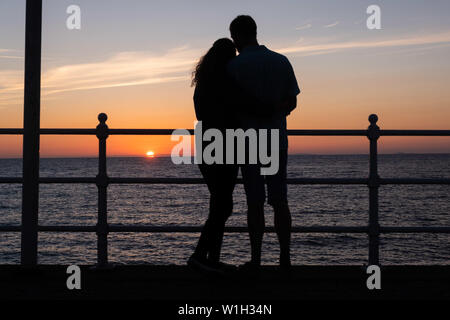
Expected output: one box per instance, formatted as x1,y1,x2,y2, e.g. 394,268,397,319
276,96,297,116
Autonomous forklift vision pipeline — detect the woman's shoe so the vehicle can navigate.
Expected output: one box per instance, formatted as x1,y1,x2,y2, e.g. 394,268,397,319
187,255,231,277
209,261,238,273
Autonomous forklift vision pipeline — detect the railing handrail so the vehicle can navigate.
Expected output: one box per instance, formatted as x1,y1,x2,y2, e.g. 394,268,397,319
1,128,450,136
1,177,450,184
2,225,450,233
1,113,449,268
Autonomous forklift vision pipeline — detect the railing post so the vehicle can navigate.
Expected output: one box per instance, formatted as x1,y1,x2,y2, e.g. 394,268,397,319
367,114,380,265
95,113,110,268
21,0,42,267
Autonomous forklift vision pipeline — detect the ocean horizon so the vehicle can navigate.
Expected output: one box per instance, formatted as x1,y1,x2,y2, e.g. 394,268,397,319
1,152,449,160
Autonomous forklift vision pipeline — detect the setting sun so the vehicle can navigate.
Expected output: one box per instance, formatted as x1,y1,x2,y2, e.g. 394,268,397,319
146,151,155,157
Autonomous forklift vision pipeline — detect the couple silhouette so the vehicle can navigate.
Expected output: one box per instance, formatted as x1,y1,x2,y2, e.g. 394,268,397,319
188,15,300,275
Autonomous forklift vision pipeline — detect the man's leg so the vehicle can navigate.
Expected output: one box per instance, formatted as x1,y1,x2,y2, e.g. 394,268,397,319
273,203,291,267
267,149,291,267
241,164,266,265
247,202,265,265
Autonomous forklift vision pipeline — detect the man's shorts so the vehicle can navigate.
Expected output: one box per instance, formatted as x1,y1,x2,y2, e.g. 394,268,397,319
241,149,288,206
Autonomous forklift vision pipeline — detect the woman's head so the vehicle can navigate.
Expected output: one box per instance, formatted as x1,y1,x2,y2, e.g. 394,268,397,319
192,38,236,87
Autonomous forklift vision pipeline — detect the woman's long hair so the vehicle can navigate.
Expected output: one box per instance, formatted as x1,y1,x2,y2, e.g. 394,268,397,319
191,38,236,87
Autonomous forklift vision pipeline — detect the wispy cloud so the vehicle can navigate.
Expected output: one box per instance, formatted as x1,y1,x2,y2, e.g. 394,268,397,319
0,48,23,59
0,47,199,106
363,43,450,57
278,31,450,56
324,21,339,28
0,49,20,54
295,23,312,31
0,55,23,59
42,48,196,95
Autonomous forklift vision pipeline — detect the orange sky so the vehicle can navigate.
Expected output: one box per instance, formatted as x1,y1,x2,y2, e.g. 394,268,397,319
1,73,449,158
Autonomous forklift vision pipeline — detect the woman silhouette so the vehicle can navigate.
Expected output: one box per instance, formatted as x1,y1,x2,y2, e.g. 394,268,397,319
188,38,239,273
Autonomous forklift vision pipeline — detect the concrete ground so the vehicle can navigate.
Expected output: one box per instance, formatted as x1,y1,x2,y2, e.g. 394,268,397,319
0,265,449,300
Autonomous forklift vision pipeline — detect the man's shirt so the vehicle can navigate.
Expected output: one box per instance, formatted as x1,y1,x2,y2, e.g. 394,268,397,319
227,45,300,149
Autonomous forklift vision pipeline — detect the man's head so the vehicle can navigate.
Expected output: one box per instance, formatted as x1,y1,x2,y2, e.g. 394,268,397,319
229,15,257,52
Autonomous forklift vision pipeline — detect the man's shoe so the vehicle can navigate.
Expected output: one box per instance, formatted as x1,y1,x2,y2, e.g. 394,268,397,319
187,255,228,276
237,261,261,279
278,263,293,279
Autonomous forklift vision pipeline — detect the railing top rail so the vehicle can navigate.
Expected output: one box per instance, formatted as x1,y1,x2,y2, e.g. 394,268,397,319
1,128,449,136
379,130,450,136
2,177,450,185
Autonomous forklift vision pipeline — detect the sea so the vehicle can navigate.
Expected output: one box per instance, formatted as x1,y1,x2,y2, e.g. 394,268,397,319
0,154,449,265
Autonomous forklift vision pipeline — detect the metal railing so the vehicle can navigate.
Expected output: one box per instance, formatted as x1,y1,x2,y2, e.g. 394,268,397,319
0,113,449,268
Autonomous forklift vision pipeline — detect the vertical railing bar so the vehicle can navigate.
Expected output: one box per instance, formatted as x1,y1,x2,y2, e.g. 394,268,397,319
95,113,110,268
21,0,42,267
367,114,380,265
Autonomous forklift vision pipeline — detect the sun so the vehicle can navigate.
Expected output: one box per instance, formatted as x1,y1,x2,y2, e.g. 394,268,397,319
146,151,155,157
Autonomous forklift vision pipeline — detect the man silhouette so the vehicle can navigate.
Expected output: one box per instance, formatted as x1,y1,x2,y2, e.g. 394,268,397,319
227,15,300,270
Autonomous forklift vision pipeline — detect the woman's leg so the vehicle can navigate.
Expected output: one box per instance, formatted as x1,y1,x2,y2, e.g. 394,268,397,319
192,164,238,263
241,163,266,265
206,191,233,262
192,164,215,260
206,164,239,263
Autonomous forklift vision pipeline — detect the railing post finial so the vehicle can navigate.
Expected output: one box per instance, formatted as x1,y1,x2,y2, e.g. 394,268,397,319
98,112,107,124
368,114,380,140
96,113,109,141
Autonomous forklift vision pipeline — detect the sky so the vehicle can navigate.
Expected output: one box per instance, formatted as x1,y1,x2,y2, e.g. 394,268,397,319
0,0,449,157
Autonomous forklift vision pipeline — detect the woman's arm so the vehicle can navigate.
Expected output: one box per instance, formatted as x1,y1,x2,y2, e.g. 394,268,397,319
229,80,276,118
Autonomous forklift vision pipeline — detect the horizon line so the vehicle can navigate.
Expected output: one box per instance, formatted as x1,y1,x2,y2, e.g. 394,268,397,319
1,152,449,160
